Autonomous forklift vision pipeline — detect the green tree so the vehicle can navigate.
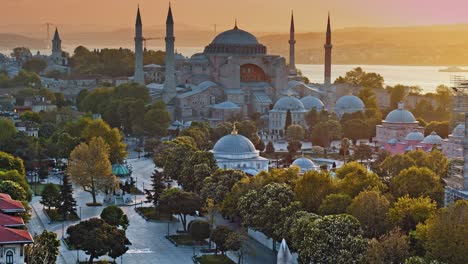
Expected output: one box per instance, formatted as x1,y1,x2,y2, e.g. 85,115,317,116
365,228,410,264
337,162,384,197
335,67,384,89
179,151,218,193
67,218,130,264
353,144,373,162
388,195,436,232
318,193,352,215
20,111,41,123
284,109,292,130
0,170,30,197
238,183,295,239
286,124,305,141
25,230,60,264
305,108,320,130
294,171,335,213
341,138,351,162
311,120,342,147
22,58,47,73
40,183,60,211
57,174,77,220
0,118,17,148
415,200,468,264
188,220,210,242
265,140,275,154
389,84,407,109
100,205,129,230
347,190,390,237
390,167,443,201
144,169,166,207
211,225,234,255
67,137,115,204
380,154,416,177
0,180,27,201
201,169,246,203
287,140,302,154
159,188,203,232
143,100,170,137
0,151,26,177
154,138,196,180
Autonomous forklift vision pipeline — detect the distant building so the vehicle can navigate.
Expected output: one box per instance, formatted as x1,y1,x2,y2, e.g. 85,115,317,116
34,28,70,73
443,123,465,158
268,96,307,134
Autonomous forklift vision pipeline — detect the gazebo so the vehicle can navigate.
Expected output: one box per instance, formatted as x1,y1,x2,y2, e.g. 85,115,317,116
112,164,131,177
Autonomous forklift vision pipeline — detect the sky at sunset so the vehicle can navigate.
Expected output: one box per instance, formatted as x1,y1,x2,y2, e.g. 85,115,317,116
2,0,468,33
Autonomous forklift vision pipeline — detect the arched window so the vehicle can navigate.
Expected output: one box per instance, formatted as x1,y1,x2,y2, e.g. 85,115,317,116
240,64,267,82
6,251,13,264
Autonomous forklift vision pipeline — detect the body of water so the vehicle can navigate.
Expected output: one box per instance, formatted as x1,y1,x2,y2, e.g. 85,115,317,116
3,45,465,94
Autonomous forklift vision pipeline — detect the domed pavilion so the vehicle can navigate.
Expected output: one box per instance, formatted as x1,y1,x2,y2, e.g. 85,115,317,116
211,126,268,175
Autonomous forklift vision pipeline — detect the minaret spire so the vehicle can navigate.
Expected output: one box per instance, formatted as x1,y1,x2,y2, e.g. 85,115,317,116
234,19,238,30
134,5,144,85
52,27,62,54
288,10,296,75
163,3,177,103
324,12,333,86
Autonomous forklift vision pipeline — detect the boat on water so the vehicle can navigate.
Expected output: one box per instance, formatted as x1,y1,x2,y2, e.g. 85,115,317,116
439,66,468,72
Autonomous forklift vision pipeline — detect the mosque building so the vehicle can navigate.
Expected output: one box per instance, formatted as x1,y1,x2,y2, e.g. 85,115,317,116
443,123,465,158
211,126,269,175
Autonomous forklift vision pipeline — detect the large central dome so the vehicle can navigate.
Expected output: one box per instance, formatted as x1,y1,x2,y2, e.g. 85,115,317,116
212,27,259,45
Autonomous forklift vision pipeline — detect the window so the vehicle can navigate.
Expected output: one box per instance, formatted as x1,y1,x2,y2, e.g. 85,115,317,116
6,251,13,264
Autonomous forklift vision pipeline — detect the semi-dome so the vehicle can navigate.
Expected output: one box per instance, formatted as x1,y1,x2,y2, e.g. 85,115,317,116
273,96,305,111
300,96,324,111
451,123,465,138
385,102,417,123
423,131,443,145
405,130,424,141
335,95,365,115
211,27,259,45
291,157,319,174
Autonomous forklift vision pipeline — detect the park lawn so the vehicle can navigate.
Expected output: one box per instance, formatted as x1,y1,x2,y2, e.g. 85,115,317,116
45,208,80,221
196,255,235,264
30,183,60,196
169,234,195,246
136,207,178,222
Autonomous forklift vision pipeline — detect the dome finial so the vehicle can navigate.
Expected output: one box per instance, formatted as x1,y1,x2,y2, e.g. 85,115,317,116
231,123,238,135
234,19,238,30
398,101,404,110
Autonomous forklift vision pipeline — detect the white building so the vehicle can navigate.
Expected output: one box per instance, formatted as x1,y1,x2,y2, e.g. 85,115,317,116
211,128,268,175
290,157,320,174
268,96,307,134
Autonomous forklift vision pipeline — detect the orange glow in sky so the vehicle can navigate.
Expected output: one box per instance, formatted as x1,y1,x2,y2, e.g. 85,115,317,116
2,0,468,32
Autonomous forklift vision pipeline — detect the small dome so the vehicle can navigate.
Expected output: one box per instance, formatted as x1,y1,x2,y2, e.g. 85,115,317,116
452,123,465,138
405,130,424,141
291,157,318,174
174,53,186,61
112,164,130,177
213,134,257,155
211,27,259,45
300,96,324,111
423,132,443,145
387,138,399,145
385,102,417,123
212,101,241,109
273,96,305,111
335,95,365,115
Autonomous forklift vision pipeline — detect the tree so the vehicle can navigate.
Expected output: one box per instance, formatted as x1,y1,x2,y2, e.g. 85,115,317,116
390,167,443,201
143,100,170,137
0,118,16,148
25,230,60,264
337,162,384,197
389,84,407,109
238,183,295,239
365,228,410,264
22,58,47,73
67,137,115,204
294,171,335,213
57,174,77,220
144,169,166,207
188,220,210,242
296,214,367,264
0,170,30,197
311,120,342,147
265,141,275,154
341,138,351,162
159,188,203,232
287,140,302,154
201,169,246,203
286,124,305,141
334,67,384,89
305,108,320,130
0,180,27,201
100,205,129,230
318,193,352,215
20,111,41,123
347,190,390,237
40,183,60,211
388,195,436,232
67,218,130,263
415,200,468,264
179,151,218,193
284,109,292,131
380,154,416,177
353,144,373,162
211,225,234,255
0,151,25,177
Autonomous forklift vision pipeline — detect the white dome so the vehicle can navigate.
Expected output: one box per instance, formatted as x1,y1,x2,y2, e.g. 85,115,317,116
405,130,424,141
211,101,240,109
273,96,305,111
385,110,417,123
335,95,365,115
211,28,259,45
291,157,318,173
452,123,465,138
300,96,324,111
423,132,443,145
212,133,258,159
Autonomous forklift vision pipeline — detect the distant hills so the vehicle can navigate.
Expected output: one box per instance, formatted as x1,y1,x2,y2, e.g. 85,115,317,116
2,24,468,65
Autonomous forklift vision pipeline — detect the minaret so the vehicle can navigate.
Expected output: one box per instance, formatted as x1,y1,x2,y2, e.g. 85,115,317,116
134,6,145,85
163,3,177,103
288,11,296,75
324,13,332,86
52,28,62,55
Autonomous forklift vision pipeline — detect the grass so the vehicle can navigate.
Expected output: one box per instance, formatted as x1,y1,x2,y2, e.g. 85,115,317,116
136,207,178,222
169,234,196,246
30,183,60,196
128,186,144,195
196,255,235,264
45,208,80,221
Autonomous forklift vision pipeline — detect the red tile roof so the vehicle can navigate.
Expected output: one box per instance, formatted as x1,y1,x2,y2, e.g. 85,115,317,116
0,226,33,244
0,193,25,213
0,213,24,227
